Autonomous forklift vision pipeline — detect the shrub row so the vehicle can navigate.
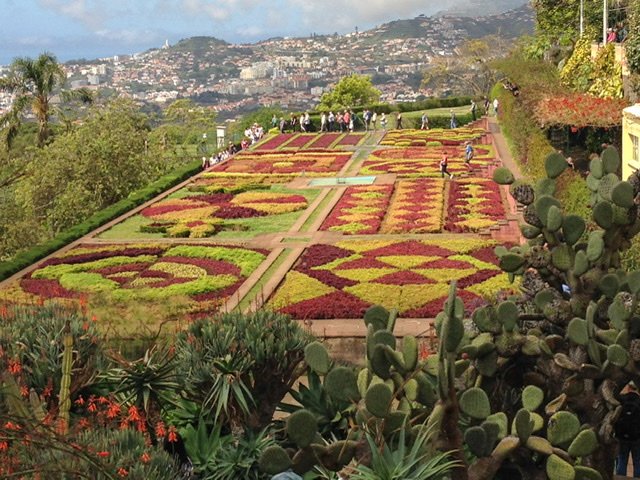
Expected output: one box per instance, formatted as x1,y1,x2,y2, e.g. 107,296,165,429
491,83,554,182
0,160,202,282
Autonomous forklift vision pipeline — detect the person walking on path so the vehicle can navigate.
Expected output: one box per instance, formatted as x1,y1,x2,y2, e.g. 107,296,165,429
440,154,454,179
395,112,403,129
493,98,499,117
380,112,388,130
449,110,457,129
420,112,429,130
465,141,474,167
470,100,477,121
615,382,640,477
371,111,378,131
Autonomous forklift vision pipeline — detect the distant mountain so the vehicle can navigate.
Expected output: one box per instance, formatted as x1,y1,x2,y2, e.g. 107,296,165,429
437,0,530,17
365,4,534,43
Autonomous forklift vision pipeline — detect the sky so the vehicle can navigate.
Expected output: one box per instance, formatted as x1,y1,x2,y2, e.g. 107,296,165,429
2,0,477,65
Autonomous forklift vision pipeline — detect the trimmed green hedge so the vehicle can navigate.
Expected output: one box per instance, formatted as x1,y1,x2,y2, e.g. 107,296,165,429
0,160,202,281
491,84,554,182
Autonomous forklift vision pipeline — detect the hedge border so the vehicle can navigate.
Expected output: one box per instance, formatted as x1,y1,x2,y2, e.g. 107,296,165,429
0,160,201,281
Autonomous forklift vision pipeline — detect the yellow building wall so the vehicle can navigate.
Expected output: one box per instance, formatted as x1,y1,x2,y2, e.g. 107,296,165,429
622,105,640,180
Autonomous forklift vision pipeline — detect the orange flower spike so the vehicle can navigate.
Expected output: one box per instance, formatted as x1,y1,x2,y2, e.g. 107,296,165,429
19,385,28,398
88,401,98,413
167,425,178,443
106,403,120,419
97,451,110,458
140,452,151,463
127,405,141,422
117,467,128,477
0,441,7,451
82,322,89,331
74,396,85,406
155,421,166,438
7,359,22,375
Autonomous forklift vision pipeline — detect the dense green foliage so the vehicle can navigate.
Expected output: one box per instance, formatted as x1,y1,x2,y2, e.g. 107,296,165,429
0,159,200,281
318,74,382,111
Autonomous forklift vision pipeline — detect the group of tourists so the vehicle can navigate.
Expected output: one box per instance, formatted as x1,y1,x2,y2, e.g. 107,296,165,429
607,22,628,43
201,142,237,169
438,141,475,180
244,123,266,146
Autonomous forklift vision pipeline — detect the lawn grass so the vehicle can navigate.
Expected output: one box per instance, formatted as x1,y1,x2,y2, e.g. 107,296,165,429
235,248,291,312
98,214,162,240
100,184,322,240
300,189,338,233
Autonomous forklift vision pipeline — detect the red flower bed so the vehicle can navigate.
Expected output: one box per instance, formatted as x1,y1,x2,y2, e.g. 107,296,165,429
278,291,369,320
299,268,357,289
320,185,393,235
444,179,506,233
336,134,365,147
43,248,164,267
307,133,341,149
255,134,295,150
215,206,265,219
535,93,628,128
20,278,78,298
281,134,316,149
270,239,504,319
297,244,353,269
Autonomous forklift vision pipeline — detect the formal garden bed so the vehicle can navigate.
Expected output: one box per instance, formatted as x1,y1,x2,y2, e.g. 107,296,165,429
381,179,445,233
359,145,495,177
8,243,269,328
380,127,486,146
444,177,507,232
214,150,352,175
100,184,320,240
269,239,513,319
320,185,394,234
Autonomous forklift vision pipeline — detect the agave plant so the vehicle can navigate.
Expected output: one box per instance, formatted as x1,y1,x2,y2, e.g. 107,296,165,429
348,425,459,480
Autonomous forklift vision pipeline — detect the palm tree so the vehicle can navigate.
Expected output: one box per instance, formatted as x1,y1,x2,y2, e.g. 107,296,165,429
0,52,67,148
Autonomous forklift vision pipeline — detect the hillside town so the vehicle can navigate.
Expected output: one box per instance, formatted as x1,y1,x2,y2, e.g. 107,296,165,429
0,5,532,119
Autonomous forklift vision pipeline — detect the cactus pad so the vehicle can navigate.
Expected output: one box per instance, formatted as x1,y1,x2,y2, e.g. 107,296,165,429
287,410,319,448
573,465,603,480
497,301,519,332
546,454,576,480
305,341,330,375
514,408,534,443
526,436,553,455
602,146,621,174
364,305,390,332
547,411,580,447
612,181,634,208
592,201,613,229
562,215,586,246
567,318,589,346
545,152,569,179
510,182,535,205
465,426,488,457
365,382,393,418
590,157,604,179
568,429,597,458
325,366,361,402
460,387,491,420
546,205,563,231
606,344,629,367
522,385,544,411
259,445,293,474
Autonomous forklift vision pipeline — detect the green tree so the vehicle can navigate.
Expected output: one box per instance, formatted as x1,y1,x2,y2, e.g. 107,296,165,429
150,99,217,152
0,52,91,148
317,74,381,111
17,98,163,234
422,37,505,97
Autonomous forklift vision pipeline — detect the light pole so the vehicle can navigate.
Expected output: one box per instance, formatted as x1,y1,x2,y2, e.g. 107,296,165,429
603,0,609,44
580,0,584,36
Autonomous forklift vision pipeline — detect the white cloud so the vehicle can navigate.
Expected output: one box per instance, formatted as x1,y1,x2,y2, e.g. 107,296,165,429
38,0,103,28
288,0,456,31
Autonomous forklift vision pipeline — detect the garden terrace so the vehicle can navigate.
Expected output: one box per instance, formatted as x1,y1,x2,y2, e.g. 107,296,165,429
0,118,521,338
5,243,269,334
